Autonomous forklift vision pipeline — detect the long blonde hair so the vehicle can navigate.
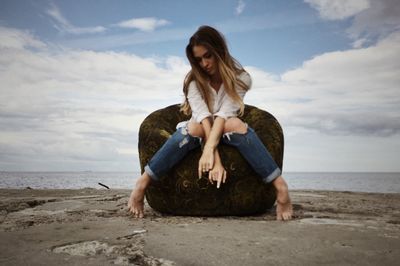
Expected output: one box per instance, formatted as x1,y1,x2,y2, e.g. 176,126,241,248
181,25,250,117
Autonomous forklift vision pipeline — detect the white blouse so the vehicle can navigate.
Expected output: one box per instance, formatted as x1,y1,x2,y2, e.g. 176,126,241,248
177,71,252,129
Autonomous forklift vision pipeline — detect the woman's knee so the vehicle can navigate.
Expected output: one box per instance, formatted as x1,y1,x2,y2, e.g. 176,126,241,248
224,117,247,134
187,122,205,138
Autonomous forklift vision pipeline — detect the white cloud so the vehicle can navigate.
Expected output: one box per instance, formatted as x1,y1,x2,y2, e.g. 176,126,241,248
304,0,370,20
235,0,246,15
347,0,400,47
305,0,400,48
0,26,46,50
245,31,400,138
116,17,170,32
46,3,106,34
351,37,368,49
45,3,170,35
0,27,189,171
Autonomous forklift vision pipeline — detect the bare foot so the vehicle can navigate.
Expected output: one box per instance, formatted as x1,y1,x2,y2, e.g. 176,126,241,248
128,173,151,218
273,176,293,221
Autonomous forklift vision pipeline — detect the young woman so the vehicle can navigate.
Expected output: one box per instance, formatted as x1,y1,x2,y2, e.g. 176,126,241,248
128,25,293,221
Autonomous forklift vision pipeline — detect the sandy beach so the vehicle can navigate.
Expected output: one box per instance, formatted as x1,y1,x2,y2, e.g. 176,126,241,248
0,188,399,266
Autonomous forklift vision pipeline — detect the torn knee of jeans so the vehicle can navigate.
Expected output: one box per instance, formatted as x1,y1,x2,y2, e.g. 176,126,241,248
178,130,202,147
223,131,234,141
179,136,189,148
223,122,248,140
186,128,203,143
179,126,188,135
223,127,248,141
187,133,203,143
179,125,203,144
189,134,203,144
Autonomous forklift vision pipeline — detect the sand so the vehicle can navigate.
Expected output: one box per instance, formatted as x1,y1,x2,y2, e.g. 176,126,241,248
0,188,399,265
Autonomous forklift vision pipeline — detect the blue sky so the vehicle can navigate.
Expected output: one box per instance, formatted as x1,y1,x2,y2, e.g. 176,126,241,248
0,0,399,172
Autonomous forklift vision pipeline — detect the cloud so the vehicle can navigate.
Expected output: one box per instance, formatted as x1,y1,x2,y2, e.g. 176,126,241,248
304,0,370,20
305,0,400,48
0,26,189,171
45,2,106,34
235,0,246,15
45,3,170,35
245,31,400,137
0,26,46,49
115,17,170,32
347,0,400,47
351,37,368,49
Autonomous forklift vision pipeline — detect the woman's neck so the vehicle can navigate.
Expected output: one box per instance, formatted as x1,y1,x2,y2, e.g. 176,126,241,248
210,72,222,83
209,73,222,90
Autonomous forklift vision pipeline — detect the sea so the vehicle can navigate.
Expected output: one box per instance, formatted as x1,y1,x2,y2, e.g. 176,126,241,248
0,171,399,193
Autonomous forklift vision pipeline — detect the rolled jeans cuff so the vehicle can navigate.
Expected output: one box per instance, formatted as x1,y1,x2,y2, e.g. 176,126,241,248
144,165,159,181
263,167,281,184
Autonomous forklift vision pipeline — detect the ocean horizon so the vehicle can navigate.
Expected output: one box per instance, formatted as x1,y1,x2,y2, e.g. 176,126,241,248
0,171,399,194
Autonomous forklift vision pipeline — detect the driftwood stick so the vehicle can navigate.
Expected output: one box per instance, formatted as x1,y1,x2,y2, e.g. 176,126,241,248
98,182,110,189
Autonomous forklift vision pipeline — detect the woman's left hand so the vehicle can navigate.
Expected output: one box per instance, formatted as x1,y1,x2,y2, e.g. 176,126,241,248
208,163,227,188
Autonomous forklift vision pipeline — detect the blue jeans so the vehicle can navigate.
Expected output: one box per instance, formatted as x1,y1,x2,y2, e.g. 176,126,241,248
144,125,281,183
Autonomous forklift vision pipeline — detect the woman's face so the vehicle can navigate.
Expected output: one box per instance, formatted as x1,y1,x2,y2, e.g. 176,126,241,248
193,45,217,76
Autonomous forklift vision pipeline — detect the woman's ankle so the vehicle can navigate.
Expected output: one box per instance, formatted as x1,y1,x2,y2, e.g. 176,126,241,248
272,175,284,187
136,172,152,190
273,176,289,193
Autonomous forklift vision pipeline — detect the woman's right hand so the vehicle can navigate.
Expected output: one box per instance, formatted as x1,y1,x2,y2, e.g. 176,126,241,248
198,145,215,178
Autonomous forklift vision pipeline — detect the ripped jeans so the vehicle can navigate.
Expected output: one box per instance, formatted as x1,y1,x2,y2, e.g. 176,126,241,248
144,125,281,184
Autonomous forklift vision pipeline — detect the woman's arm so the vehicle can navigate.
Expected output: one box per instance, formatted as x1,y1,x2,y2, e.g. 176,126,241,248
198,117,225,171
200,116,225,147
198,117,227,188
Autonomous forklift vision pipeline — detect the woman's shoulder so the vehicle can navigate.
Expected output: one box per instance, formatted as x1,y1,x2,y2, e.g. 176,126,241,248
187,80,200,95
188,80,197,87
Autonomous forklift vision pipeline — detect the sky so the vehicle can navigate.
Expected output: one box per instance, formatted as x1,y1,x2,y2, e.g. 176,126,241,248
0,0,399,172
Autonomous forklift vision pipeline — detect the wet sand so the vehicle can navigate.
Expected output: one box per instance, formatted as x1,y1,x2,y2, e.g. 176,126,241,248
0,188,399,265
